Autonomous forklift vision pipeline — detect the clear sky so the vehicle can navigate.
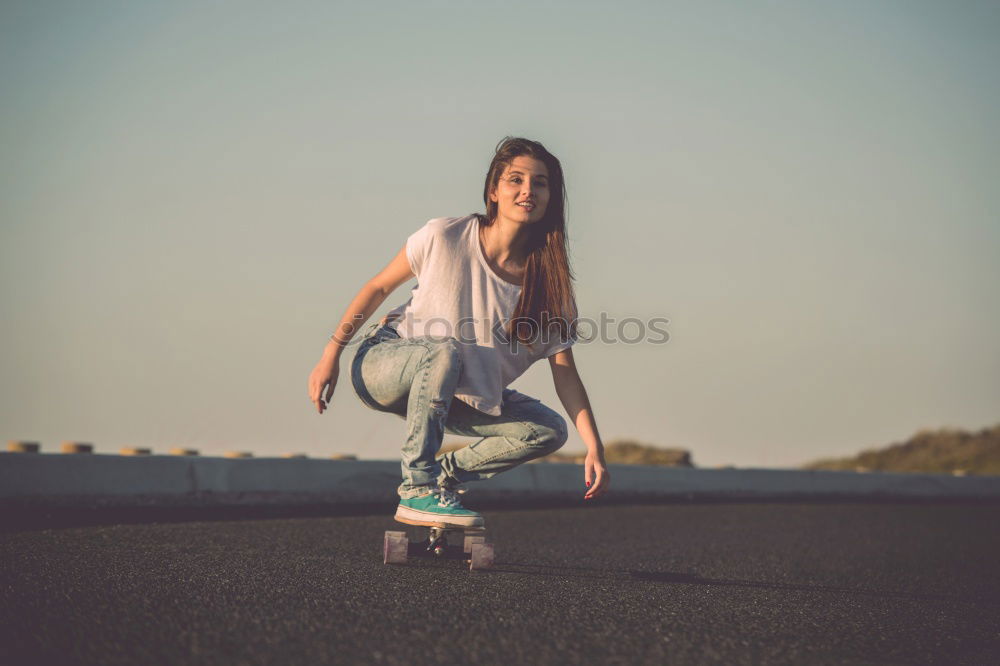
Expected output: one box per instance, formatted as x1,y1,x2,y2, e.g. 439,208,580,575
2,1,998,468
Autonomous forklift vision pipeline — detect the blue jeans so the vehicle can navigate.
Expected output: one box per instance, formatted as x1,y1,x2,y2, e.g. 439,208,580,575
350,321,569,499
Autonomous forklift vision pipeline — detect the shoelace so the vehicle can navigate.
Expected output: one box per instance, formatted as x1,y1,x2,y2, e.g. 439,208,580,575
435,487,462,508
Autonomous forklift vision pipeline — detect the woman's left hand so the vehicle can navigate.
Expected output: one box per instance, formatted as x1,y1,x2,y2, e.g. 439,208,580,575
584,450,610,500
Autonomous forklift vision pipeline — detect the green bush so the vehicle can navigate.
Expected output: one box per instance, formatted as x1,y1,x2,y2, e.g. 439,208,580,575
801,423,1000,476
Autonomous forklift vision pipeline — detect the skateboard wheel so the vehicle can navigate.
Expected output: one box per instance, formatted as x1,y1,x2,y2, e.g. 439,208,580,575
384,531,408,565
463,535,485,554
469,543,494,571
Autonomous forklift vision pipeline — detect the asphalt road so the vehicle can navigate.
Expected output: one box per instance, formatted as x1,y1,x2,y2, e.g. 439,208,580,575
2,502,999,665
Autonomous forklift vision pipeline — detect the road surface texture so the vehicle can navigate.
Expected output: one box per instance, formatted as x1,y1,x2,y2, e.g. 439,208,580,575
2,502,999,665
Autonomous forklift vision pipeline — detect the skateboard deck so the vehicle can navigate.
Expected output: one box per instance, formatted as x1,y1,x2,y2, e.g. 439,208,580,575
384,518,495,571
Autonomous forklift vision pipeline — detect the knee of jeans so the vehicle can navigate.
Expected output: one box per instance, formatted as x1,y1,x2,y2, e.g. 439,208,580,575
534,416,569,455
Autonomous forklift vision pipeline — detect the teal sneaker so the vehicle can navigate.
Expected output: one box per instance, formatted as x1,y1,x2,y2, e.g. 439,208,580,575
395,488,484,528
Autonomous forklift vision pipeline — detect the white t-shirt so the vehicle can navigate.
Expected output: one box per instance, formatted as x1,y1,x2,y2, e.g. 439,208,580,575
382,214,577,416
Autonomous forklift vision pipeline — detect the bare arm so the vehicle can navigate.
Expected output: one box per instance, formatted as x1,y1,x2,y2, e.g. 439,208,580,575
322,243,416,363
308,243,415,413
322,284,388,364
550,347,610,499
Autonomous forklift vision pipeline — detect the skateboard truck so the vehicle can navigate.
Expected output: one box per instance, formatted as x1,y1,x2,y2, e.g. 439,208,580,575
426,527,449,556
384,524,495,571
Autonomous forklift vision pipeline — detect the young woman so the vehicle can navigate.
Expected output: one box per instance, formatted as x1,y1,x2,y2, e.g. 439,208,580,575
307,137,609,528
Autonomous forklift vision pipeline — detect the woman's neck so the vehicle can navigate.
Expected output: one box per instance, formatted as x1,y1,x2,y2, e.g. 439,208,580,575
480,218,529,268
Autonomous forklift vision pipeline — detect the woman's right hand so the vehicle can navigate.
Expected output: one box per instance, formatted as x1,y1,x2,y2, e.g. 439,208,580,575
308,356,340,414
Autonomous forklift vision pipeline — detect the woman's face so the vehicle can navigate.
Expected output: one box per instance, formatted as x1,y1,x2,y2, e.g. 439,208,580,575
489,155,550,225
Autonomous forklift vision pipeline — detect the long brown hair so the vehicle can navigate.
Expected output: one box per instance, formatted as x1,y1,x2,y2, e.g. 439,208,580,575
477,136,579,352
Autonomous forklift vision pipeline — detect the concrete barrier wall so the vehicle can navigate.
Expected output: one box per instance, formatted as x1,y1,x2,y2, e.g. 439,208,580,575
2,453,999,508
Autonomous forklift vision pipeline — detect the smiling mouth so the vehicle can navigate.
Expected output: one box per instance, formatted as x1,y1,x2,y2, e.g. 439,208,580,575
516,202,535,211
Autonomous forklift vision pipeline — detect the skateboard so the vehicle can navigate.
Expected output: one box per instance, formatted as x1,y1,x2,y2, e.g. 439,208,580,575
383,519,495,571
